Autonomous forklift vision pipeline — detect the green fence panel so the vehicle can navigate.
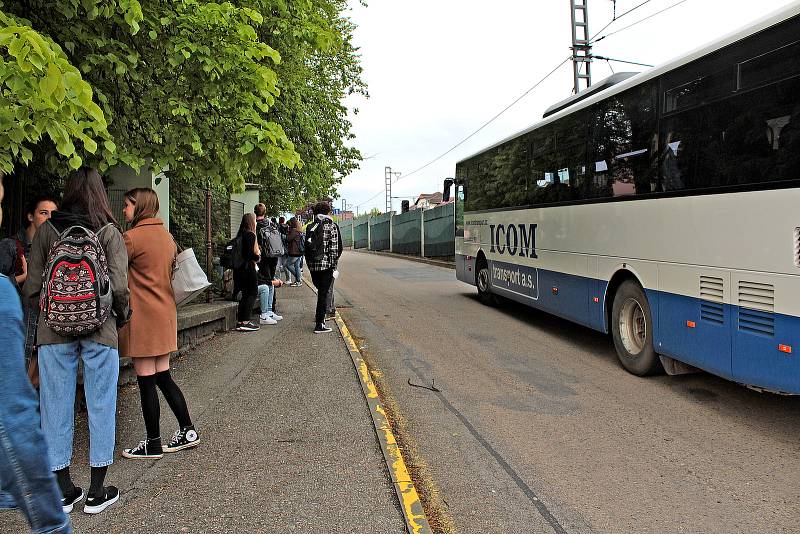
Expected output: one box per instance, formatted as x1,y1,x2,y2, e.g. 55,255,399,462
369,212,392,251
423,202,455,257
339,219,354,247
353,218,369,249
391,209,422,255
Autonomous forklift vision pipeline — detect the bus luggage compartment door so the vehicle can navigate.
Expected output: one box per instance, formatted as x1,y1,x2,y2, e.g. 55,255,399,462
657,266,732,379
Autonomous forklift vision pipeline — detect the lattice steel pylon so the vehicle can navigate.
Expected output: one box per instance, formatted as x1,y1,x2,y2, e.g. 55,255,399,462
570,0,593,93
385,166,392,214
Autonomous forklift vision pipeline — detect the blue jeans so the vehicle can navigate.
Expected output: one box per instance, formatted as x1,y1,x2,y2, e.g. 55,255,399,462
0,276,71,533
287,256,302,283
38,340,119,470
258,284,274,315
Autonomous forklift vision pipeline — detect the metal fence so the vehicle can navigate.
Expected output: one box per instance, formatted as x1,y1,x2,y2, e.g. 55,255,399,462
368,212,392,251
344,204,455,259
353,218,369,249
423,202,455,258
390,209,422,255
339,218,354,247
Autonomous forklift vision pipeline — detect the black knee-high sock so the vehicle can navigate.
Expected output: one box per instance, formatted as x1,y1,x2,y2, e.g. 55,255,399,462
155,370,192,428
54,467,73,495
137,374,160,440
88,466,107,497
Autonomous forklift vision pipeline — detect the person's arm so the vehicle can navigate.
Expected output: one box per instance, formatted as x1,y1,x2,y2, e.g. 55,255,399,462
335,223,343,260
14,255,26,285
23,224,49,304
105,228,131,326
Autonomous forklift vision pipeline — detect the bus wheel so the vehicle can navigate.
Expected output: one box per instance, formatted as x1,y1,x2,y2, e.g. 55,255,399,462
476,259,497,306
611,280,662,376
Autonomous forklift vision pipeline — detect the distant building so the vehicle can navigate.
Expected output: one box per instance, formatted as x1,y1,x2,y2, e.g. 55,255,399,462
412,192,444,210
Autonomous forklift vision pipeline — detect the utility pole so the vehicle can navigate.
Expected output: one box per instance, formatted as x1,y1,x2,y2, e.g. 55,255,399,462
384,166,401,213
570,0,592,93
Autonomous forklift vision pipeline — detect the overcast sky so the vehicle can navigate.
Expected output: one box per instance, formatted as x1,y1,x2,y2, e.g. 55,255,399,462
336,0,796,214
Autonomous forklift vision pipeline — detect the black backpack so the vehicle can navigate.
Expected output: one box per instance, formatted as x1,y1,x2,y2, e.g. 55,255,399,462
304,221,326,263
221,236,244,270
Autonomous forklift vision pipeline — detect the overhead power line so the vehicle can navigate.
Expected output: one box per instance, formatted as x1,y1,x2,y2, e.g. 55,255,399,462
594,55,654,67
591,0,690,43
589,0,655,42
355,56,572,209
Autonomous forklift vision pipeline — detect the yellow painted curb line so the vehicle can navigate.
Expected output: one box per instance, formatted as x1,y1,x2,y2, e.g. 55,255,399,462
302,276,431,533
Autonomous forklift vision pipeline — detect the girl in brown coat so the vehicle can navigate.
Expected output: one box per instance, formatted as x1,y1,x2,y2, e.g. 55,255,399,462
120,188,199,459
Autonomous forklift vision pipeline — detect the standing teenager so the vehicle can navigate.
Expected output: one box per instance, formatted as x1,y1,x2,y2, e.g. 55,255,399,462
119,188,199,460
0,173,72,532
306,202,342,333
24,168,130,515
234,213,261,331
285,218,304,287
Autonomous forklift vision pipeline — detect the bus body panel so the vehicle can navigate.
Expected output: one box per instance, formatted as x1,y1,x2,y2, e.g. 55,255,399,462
456,189,800,393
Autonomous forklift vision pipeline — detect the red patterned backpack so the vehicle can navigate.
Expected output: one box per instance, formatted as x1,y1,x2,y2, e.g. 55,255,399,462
40,223,114,336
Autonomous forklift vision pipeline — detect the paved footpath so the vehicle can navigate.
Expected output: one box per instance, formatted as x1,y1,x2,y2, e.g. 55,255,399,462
0,284,404,533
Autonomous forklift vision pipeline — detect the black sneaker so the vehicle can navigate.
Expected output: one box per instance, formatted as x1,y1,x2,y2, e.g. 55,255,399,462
236,321,259,332
83,486,119,514
61,485,84,513
122,438,163,460
163,426,200,453
314,323,333,334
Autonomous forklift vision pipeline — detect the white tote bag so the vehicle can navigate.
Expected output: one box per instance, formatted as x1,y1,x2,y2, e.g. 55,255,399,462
171,246,211,307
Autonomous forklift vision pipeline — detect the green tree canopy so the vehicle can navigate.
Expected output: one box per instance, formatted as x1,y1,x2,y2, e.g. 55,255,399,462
1,0,364,203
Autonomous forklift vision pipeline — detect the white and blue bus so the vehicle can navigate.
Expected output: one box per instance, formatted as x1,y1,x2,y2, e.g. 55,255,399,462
447,3,800,394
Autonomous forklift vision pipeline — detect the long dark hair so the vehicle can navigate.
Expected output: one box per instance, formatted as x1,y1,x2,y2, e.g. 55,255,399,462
236,212,256,237
61,167,117,229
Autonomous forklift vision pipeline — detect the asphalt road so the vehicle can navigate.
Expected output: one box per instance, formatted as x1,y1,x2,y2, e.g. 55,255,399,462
334,251,800,534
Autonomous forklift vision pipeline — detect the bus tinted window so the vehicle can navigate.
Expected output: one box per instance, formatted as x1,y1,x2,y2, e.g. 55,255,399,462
589,82,658,198
737,40,800,91
659,75,800,190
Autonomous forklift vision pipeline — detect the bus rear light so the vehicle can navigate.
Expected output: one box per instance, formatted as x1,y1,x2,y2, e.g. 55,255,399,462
778,344,792,354
686,321,696,328
593,297,600,303
552,287,559,295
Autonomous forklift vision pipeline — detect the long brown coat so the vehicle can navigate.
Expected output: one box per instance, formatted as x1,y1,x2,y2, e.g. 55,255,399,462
119,218,177,357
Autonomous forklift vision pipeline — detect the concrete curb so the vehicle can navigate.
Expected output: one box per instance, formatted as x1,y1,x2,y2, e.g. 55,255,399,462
303,276,432,534
351,248,455,270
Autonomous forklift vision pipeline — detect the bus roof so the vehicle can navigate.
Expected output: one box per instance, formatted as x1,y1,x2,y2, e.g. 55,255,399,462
457,0,800,165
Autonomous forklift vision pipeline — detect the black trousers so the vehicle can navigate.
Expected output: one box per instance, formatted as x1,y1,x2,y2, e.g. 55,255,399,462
235,268,258,322
310,268,334,325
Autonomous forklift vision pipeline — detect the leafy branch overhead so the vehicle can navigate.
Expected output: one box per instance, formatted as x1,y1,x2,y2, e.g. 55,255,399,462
0,9,112,174
1,0,364,201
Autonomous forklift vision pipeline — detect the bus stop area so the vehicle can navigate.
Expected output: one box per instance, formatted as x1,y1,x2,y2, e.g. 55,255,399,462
0,284,405,533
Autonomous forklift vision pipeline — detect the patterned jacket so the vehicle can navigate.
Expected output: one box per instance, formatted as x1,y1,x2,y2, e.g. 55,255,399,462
307,215,342,272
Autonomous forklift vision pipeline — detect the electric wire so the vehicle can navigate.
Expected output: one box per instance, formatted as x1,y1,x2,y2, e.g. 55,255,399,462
591,0,690,43
354,56,572,209
590,0,655,42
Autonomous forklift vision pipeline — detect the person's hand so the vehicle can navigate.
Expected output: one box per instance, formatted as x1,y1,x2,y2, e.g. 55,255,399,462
15,255,27,285
273,279,283,287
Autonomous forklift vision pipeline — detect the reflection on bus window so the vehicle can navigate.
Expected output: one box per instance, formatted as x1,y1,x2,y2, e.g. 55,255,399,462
537,172,554,188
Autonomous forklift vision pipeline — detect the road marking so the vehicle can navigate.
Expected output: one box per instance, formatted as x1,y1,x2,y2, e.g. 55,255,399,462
302,276,431,533
336,314,431,534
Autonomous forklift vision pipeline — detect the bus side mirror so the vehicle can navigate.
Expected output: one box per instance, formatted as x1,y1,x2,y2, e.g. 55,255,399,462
442,178,454,202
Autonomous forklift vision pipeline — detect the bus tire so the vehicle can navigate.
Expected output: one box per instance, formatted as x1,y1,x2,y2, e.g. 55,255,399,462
611,280,662,376
476,258,497,306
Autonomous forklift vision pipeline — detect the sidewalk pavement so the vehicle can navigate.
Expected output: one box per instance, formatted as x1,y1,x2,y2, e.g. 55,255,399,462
0,283,405,533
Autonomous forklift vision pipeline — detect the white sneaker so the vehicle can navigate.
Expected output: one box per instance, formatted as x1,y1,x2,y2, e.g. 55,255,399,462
268,312,283,321
259,315,277,325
